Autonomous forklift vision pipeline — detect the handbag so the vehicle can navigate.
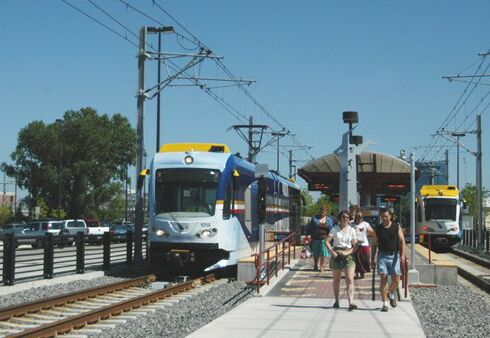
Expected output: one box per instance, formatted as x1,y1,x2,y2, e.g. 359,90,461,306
300,246,312,259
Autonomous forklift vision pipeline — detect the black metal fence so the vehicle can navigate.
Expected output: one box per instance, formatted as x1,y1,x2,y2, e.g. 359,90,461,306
0,231,147,286
461,229,490,252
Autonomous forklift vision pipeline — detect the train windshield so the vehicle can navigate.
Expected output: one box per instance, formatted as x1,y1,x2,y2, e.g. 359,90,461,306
424,198,457,221
155,168,220,217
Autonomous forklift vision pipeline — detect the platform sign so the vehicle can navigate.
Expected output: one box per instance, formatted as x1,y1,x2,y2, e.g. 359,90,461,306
462,215,474,230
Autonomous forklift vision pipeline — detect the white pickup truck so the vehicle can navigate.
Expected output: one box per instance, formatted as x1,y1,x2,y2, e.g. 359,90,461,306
86,220,110,244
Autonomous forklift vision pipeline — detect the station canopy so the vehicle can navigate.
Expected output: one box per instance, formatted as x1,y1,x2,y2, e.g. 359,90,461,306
298,151,413,198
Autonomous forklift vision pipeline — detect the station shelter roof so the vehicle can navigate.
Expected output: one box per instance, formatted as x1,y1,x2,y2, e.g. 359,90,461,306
298,151,414,197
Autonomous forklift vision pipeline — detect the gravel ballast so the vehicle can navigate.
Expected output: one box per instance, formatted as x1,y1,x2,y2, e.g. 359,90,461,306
92,280,254,338
0,276,129,310
410,285,490,338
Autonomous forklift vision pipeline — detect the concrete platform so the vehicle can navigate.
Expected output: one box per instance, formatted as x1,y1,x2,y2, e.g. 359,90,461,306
188,296,425,338
189,259,426,338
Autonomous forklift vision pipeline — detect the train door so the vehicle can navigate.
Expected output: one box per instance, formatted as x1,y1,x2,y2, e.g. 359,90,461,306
244,184,253,238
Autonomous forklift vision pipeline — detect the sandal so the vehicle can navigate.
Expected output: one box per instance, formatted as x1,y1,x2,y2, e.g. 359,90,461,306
333,301,339,309
348,303,357,311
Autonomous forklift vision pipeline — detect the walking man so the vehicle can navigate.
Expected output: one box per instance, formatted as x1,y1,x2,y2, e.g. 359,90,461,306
371,208,406,312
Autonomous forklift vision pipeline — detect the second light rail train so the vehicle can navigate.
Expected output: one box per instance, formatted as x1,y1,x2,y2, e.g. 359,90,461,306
416,185,464,249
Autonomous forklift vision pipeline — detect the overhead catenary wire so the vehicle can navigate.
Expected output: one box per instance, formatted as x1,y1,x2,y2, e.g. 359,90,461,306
63,0,314,163
418,51,490,162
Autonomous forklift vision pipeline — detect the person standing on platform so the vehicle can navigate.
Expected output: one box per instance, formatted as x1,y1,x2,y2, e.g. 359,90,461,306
325,209,358,311
351,211,374,279
349,205,359,221
371,208,406,312
307,207,332,272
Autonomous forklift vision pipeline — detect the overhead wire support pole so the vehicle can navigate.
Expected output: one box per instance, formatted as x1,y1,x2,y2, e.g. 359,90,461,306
134,26,147,265
476,115,483,249
156,30,161,153
271,129,289,173
230,116,269,164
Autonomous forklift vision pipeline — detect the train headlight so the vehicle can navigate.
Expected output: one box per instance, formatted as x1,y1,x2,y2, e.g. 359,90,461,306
184,155,193,165
201,230,212,238
155,229,167,237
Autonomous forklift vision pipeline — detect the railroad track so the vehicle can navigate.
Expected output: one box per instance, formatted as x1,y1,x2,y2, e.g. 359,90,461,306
449,248,490,294
0,274,218,338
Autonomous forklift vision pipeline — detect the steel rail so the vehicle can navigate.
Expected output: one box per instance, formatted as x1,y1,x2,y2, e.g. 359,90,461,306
0,275,156,321
6,274,215,338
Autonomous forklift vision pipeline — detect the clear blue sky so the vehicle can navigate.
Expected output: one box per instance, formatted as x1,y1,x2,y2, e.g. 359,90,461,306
1,0,489,196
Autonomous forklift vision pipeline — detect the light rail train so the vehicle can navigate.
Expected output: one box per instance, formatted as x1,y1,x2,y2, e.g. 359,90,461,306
416,185,463,248
147,143,301,271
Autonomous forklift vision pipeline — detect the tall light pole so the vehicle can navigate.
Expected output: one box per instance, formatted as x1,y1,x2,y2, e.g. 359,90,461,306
56,119,63,219
400,150,419,284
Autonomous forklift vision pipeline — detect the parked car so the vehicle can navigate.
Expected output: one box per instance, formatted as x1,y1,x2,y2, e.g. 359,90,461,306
0,223,26,235
109,224,133,242
85,219,110,244
61,219,88,236
21,220,64,248
54,219,88,247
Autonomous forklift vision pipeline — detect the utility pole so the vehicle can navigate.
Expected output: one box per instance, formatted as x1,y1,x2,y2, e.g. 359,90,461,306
56,119,63,219
2,171,5,206
230,116,269,164
134,26,147,265
450,132,466,190
156,31,162,153
476,114,483,249
434,125,483,247
271,129,288,173
125,166,129,224
248,116,253,163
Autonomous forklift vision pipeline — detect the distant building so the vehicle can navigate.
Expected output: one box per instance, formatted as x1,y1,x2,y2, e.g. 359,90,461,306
0,192,16,210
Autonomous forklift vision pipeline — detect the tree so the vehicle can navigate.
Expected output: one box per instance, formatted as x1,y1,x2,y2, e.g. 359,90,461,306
301,188,337,217
0,205,12,226
96,183,126,222
460,183,489,220
3,107,137,219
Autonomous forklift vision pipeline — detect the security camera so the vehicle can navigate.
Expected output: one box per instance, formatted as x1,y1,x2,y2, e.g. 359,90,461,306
400,149,406,158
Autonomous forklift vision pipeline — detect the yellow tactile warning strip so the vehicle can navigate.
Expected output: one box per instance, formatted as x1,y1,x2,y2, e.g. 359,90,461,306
415,244,457,267
267,258,386,300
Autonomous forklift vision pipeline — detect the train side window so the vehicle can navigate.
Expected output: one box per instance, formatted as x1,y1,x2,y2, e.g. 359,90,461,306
223,177,232,220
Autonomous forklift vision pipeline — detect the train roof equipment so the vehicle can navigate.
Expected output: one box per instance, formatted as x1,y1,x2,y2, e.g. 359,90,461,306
159,143,231,153
419,185,459,197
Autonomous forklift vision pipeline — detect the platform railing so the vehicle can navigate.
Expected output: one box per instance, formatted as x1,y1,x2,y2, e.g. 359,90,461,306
1,231,147,286
461,229,489,252
253,232,297,294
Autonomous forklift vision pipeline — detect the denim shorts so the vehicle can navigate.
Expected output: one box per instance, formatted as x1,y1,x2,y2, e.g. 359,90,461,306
377,252,401,276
